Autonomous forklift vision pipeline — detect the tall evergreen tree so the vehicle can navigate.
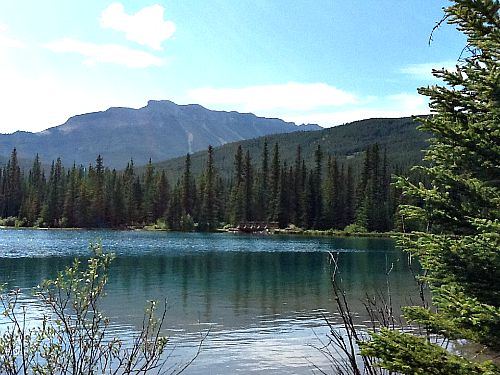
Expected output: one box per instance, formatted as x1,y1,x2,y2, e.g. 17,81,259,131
343,164,355,228
229,145,244,225
110,169,125,227
90,155,105,227
41,158,64,227
180,153,196,229
291,145,305,227
142,159,155,224
201,146,218,231
276,162,290,228
154,170,170,222
361,1,500,373
62,164,78,227
20,154,44,225
311,144,323,228
254,140,269,221
3,148,23,218
123,160,136,224
268,143,281,222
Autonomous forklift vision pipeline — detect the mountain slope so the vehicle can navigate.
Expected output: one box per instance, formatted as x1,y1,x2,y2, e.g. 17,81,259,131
150,117,429,180
0,100,321,168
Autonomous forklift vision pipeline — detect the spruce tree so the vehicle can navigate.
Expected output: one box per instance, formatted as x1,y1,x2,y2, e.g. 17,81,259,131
312,144,323,229
179,154,197,230
201,145,217,230
90,155,105,227
229,145,244,225
154,170,170,222
3,148,22,218
243,150,253,221
123,160,136,224
292,145,305,227
361,1,500,372
268,143,281,223
142,159,155,224
21,154,44,225
62,164,78,227
41,158,64,227
255,140,269,221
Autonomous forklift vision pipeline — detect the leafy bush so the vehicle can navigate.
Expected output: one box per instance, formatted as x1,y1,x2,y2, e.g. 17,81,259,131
343,223,367,234
0,243,186,375
0,216,17,227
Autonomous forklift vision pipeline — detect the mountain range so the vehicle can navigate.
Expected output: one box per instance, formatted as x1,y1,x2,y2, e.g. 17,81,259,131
0,100,321,169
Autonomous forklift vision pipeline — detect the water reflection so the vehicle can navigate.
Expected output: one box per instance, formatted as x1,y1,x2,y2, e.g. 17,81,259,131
2,253,414,324
0,230,419,374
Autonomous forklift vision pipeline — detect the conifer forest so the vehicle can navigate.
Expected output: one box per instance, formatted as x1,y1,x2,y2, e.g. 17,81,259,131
0,142,399,232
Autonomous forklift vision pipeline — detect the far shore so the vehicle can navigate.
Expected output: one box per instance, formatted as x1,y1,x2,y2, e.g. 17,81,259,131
0,225,397,239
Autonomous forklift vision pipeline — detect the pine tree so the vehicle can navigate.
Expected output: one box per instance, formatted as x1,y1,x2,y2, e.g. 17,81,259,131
3,148,22,218
154,170,170,222
143,159,155,224
74,165,90,228
110,169,125,227
62,164,78,227
361,1,500,372
229,145,244,225
254,140,269,221
201,146,218,231
20,154,44,225
268,143,280,222
241,150,253,221
343,165,355,228
123,160,137,224
312,144,323,229
90,155,105,227
291,145,305,227
276,162,290,228
180,153,196,229
323,156,339,229
41,158,64,227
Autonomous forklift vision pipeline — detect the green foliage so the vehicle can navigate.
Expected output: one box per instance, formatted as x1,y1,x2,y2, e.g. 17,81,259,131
343,223,367,234
361,329,498,375
360,0,500,373
0,243,170,374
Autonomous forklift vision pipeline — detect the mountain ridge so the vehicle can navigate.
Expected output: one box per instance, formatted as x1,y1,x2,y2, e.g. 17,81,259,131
0,100,321,168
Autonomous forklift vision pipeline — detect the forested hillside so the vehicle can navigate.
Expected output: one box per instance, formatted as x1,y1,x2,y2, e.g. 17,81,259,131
149,116,428,180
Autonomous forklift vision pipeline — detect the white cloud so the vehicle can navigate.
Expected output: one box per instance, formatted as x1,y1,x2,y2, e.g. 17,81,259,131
0,47,154,134
100,2,176,50
187,83,428,127
280,94,429,127
0,23,25,49
400,61,457,80
44,38,164,68
0,70,146,134
188,82,358,112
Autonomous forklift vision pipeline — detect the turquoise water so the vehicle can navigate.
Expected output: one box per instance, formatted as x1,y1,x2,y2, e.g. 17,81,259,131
0,229,417,374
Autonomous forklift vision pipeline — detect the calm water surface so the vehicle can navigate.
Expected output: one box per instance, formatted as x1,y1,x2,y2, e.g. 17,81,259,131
0,229,418,374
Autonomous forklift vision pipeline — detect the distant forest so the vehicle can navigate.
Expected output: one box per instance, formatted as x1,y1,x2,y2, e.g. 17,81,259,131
0,138,423,233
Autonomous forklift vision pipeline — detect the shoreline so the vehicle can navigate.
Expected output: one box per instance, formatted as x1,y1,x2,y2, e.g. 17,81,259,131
1,225,397,239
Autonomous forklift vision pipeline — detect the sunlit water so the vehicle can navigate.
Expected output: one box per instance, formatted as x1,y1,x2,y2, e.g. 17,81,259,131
0,229,419,374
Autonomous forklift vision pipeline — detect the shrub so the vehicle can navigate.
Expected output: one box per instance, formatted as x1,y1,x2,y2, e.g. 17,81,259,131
0,243,187,375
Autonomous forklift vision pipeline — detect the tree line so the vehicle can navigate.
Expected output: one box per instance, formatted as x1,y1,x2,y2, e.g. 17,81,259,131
0,142,400,232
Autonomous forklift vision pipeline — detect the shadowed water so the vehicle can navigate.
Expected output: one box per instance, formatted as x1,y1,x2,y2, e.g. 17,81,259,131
0,229,419,374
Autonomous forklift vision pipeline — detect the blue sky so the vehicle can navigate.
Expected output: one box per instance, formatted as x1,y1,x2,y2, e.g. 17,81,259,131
0,1,466,133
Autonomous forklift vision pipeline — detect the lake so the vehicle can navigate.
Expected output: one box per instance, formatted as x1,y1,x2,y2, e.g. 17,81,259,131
0,229,419,374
